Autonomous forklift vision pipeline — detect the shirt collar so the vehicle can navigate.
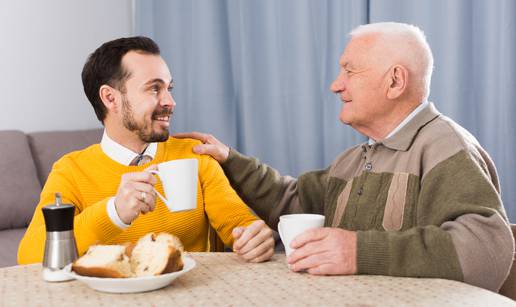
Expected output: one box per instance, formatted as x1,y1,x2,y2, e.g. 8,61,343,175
377,102,441,151
368,100,430,146
100,131,157,166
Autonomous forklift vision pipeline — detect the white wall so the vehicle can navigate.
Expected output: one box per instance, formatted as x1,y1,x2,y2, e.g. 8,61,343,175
0,0,134,132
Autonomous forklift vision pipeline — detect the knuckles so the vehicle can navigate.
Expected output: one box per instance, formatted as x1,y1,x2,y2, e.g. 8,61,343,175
206,134,215,143
264,227,272,236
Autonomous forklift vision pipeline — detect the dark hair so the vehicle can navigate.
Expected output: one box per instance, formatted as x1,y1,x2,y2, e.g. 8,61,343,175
81,36,160,122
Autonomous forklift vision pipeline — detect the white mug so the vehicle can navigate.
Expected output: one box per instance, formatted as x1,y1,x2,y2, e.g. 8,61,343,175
278,214,325,257
149,158,198,212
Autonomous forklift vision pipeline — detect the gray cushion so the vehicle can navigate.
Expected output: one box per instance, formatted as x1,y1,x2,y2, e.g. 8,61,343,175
0,228,26,267
0,131,41,230
28,128,103,185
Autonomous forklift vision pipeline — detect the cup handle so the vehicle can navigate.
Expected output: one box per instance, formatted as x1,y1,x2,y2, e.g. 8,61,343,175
149,170,169,205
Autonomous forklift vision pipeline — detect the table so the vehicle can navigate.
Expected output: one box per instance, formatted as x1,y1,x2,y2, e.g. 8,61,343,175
1,253,514,306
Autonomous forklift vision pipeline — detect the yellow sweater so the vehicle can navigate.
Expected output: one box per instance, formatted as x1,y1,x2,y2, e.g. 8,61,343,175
18,137,257,264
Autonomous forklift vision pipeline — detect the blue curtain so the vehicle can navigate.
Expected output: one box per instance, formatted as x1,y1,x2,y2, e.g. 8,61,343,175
136,0,516,222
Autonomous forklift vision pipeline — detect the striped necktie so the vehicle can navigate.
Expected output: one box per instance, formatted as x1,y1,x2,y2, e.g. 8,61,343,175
130,154,152,166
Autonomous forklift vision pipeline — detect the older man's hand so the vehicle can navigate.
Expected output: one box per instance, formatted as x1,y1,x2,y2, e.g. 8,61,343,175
173,132,230,163
232,220,275,263
287,227,357,275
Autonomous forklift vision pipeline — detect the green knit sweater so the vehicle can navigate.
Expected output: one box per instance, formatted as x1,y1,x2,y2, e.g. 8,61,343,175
221,103,514,291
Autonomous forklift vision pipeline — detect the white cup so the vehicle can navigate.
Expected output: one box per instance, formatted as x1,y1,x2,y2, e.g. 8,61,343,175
149,159,198,212
277,214,325,257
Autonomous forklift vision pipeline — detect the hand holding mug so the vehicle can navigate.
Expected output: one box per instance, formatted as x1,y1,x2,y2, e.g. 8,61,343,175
150,159,198,212
114,165,158,224
277,214,325,257
287,227,357,276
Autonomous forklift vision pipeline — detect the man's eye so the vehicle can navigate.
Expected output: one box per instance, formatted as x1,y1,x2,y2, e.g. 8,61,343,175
344,69,357,77
151,86,160,93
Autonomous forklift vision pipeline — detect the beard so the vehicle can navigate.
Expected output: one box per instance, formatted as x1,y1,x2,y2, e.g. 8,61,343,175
121,95,171,143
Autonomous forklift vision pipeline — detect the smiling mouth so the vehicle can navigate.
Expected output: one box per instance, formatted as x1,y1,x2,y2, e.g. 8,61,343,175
153,115,170,122
152,110,173,122
338,95,351,103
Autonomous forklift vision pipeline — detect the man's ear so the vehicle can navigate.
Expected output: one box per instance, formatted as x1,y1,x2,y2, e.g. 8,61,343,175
99,85,121,113
386,65,408,100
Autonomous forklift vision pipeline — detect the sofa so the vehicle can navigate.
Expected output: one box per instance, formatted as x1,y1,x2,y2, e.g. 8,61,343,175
0,128,103,267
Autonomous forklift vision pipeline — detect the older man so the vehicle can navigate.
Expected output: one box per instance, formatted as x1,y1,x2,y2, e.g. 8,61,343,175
176,22,514,291
18,37,274,264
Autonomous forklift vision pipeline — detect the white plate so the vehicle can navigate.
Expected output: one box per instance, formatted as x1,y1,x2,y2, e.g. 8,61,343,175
64,256,196,293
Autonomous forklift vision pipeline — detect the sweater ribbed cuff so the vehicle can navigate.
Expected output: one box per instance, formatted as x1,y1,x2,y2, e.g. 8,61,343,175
357,230,390,275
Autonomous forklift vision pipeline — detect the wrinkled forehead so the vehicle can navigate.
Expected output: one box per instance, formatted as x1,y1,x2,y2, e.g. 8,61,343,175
340,34,383,67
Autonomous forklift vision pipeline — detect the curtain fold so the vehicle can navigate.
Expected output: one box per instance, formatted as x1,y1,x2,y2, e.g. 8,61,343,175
136,0,516,222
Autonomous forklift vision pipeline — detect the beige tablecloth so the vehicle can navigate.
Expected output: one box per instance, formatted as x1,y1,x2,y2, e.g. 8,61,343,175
1,253,514,307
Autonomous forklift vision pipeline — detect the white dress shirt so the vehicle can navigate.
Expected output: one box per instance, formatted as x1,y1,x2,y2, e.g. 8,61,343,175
100,131,157,229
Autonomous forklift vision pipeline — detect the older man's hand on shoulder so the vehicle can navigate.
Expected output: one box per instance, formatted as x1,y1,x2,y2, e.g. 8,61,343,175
174,132,230,163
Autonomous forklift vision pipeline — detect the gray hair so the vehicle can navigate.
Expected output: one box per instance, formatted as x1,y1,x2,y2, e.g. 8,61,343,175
350,22,434,101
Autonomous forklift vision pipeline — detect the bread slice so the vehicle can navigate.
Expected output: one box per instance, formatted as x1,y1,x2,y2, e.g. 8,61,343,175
130,233,184,277
72,232,184,278
72,244,132,278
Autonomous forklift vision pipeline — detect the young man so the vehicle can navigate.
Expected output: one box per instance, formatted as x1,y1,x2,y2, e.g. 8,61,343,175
18,37,274,264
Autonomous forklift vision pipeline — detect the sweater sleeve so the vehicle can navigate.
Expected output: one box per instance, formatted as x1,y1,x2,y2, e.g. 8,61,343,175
17,158,123,264
199,153,259,247
356,150,514,291
221,149,329,229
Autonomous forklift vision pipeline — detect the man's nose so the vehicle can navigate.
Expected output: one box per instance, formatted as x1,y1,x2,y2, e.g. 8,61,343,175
330,74,345,93
161,91,176,108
